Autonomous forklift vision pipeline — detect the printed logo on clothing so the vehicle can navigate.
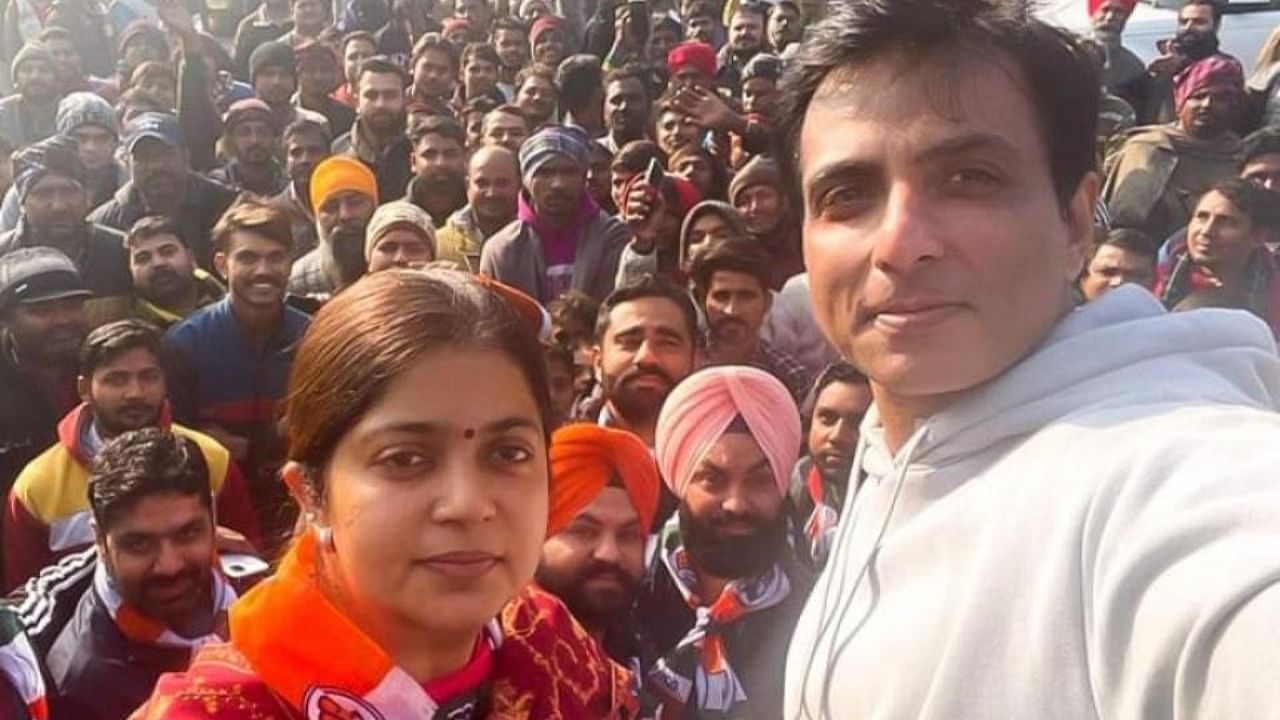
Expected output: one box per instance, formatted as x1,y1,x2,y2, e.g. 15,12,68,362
304,686,387,720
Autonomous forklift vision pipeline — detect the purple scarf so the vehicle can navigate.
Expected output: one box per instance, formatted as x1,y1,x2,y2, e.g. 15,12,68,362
517,190,600,268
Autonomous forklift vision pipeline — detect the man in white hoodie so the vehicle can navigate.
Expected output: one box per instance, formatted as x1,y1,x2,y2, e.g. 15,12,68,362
779,0,1280,719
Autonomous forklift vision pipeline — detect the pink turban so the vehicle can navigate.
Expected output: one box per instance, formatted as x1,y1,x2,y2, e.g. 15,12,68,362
1174,55,1245,110
654,366,802,498
667,41,717,81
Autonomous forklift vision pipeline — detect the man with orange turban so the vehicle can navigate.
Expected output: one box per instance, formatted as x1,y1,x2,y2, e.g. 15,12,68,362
639,365,812,720
537,423,660,671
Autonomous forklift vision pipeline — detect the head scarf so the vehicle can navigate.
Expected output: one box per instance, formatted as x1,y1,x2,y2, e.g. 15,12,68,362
56,92,118,136
1087,0,1137,17
518,126,590,187
655,366,801,498
364,200,437,261
678,200,751,267
12,136,85,202
667,41,717,80
1174,54,1245,110
548,424,661,537
309,155,378,213
728,155,783,205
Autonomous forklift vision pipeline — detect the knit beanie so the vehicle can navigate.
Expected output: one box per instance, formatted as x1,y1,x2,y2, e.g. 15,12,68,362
728,155,783,205
11,43,54,81
56,92,118,136
364,200,437,262
250,41,295,81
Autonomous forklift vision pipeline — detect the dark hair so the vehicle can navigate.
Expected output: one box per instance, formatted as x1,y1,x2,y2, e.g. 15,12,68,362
487,103,527,124
129,60,176,90
688,237,773,300
342,30,378,54
212,199,294,253
409,113,466,146
777,0,1100,212
127,215,187,250
412,33,461,73
1243,126,1280,166
1183,0,1224,26
613,139,666,174
549,290,600,347
357,55,409,87
89,429,211,531
1096,228,1155,259
284,270,554,498
1201,178,1280,231
516,63,558,90
462,41,501,68
732,1,767,21
79,319,163,378
768,0,801,18
812,360,869,401
37,26,72,44
463,95,501,118
283,117,333,147
685,0,718,21
556,55,603,114
491,16,527,36
595,274,699,343
605,64,649,94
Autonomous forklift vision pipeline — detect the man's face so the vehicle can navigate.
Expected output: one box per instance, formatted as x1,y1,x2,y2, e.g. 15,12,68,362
672,154,716,199
494,28,528,69
299,58,340,96
467,150,520,226
1080,244,1155,300
536,487,645,632
255,65,297,106
1187,190,1263,272
605,78,648,141
595,296,695,424
285,131,331,185
69,126,118,172
808,380,872,484
130,140,190,213
230,119,280,166
734,182,784,237
465,110,487,149
679,430,786,579
1178,87,1234,139
316,190,375,279
767,4,801,50
670,65,712,91
729,10,764,55
704,270,769,349
411,132,467,188
3,296,86,365
533,30,567,66
413,50,457,100
687,212,737,251
45,37,83,84
368,227,433,272
656,110,699,155
798,52,1093,401
456,0,492,29
526,156,586,222
344,38,377,87
647,27,680,66
1242,153,1280,191
742,77,778,116
482,111,529,153
1092,0,1132,37
98,494,215,632
22,174,88,239
464,57,499,98
610,168,637,214
517,76,557,124
130,233,196,307
359,71,407,134
1178,4,1216,36
293,0,329,30
82,347,166,436
15,59,57,102
214,231,293,310
687,15,719,45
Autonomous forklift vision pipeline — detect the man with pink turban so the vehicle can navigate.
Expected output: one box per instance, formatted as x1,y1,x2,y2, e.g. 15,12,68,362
639,365,812,720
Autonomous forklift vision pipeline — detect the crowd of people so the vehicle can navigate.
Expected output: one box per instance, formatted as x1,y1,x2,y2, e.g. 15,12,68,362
0,0,1276,716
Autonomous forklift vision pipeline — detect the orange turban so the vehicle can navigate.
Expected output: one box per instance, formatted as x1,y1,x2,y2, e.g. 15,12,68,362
547,424,661,538
309,155,378,214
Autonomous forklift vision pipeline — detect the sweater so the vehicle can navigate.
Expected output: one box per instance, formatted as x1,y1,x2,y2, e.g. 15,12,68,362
479,209,631,304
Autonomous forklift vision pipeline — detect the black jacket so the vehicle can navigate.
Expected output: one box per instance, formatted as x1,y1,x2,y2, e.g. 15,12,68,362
0,221,134,328
88,174,238,272
332,122,413,204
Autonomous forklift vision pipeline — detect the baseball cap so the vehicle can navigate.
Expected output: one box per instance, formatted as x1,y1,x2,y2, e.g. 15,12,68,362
123,112,186,154
0,248,91,315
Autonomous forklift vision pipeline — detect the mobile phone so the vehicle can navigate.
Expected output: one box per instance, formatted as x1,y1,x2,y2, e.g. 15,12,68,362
220,553,270,580
628,0,650,41
645,157,663,188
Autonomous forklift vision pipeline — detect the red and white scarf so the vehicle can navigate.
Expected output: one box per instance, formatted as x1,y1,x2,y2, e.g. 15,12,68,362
649,544,791,715
94,561,236,651
232,532,502,719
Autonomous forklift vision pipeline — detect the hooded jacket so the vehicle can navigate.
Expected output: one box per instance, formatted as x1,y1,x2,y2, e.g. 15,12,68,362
786,286,1280,719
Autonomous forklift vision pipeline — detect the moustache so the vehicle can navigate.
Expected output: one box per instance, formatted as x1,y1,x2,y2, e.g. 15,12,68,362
142,565,202,596
578,561,637,589
619,366,676,389
149,265,182,283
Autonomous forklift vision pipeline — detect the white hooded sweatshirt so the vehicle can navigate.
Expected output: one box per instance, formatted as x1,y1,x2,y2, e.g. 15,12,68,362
785,285,1280,720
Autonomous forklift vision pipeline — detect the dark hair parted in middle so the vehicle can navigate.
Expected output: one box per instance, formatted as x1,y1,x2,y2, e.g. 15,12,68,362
777,0,1100,211
284,270,554,493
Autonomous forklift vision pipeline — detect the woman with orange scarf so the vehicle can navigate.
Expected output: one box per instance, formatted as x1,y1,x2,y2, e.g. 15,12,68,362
131,270,637,719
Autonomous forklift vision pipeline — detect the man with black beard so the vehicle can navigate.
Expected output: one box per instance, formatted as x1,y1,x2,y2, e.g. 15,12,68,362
333,56,412,203
642,365,812,719
89,113,238,271
271,119,333,257
582,276,698,448
289,155,378,300
537,424,660,675
208,99,289,197
1089,0,1151,122
127,217,226,330
0,44,61,149
1146,0,1239,124
404,115,467,228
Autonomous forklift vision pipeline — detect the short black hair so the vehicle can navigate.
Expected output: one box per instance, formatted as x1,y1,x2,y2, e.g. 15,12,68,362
409,113,466,146
463,95,500,117
812,360,869,401
1243,126,1280,167
595,274,699,344
612,139,665,174
1183,0,1224,27
89,428,211,532
357,55,409,87
557,55,603,114
1202,178,1280,231
1096,228,1156,259
412,32,460,73
462,41,501,68
606,64,650,95
491,16,527,36
777,0,1099,212
127,215,187,250
342,30,377,54
516,63,558,91
549,290,600,346
283,117,333,147
79,319,164,378
545,342,573,374
688,237,772,301
732,1,768,21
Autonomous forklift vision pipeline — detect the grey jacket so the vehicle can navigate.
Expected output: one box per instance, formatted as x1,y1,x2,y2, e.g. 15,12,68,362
479,210,631,304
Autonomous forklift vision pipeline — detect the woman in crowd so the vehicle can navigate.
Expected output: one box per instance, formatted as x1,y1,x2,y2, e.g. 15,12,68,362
133,270,637,718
